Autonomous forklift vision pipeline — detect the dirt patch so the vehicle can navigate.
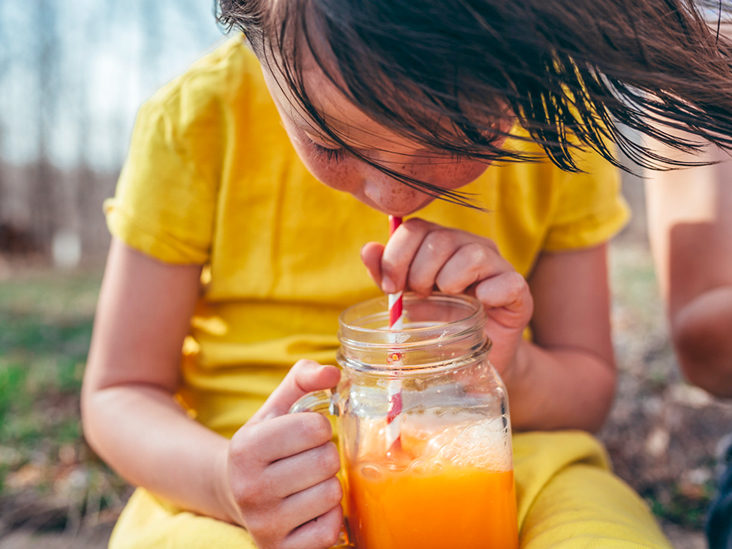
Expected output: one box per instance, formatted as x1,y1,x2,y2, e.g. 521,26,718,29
0,521,114,549
601,242,732,545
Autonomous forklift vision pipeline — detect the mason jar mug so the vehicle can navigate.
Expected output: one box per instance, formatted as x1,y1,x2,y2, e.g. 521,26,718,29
291,293,518,549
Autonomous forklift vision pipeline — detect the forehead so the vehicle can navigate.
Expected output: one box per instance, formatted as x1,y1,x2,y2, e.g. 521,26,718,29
259,2,513,159
260,10,503,155
273,57,417,150
257,14,440,151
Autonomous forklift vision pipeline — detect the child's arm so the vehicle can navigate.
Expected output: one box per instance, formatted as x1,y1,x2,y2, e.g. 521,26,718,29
82,239,344,549
646,142,732,397
362,218,615,432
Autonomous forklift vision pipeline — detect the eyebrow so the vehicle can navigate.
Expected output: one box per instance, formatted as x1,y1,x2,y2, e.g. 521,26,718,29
291,104,467,161
301,126,341,146
289,101,393,151
295,116,381,156
289,107,343,141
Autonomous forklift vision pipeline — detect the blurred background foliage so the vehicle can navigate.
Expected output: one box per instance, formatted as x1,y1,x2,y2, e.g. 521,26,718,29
0,0,221,266
0,2,222,545
0,1,731,548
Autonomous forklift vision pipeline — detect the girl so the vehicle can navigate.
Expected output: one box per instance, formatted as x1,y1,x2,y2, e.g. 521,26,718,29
82,1,731,547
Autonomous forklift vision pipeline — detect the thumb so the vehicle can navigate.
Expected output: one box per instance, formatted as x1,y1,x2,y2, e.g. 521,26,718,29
360,241,385,288
248,360,340,424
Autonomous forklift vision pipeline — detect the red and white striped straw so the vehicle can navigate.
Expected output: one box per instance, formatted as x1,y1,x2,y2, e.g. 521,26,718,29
385,215,404,450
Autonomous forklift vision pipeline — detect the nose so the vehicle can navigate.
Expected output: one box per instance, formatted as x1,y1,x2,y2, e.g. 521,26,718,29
359,160,428,213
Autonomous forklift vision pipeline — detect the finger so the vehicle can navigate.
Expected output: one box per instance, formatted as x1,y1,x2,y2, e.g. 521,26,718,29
266,441,341,498
474,271,534,326
235,412,334,465
381,218,439,293
280,477,343,538
249,360,340,423
434,241,510,295
360,242,384,286
282,505,343,549
407,229,478,296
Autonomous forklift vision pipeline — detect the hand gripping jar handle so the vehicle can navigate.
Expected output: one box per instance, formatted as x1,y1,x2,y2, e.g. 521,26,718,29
289,389,337,415
289,389,353,549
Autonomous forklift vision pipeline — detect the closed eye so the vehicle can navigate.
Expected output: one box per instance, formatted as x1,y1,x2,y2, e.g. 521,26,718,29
310,141,347,163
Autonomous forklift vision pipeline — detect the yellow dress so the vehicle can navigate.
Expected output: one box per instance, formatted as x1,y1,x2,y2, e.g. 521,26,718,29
105,38,670,548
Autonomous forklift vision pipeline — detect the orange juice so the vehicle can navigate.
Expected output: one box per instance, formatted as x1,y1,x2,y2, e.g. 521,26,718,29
343,414,518,549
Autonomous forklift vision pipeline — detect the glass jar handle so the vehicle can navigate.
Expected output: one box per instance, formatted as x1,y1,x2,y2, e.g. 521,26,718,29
289,389,352,549
289,389,337,415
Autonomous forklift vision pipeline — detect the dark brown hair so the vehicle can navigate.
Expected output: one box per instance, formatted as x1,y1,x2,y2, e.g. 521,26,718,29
216,0,732,205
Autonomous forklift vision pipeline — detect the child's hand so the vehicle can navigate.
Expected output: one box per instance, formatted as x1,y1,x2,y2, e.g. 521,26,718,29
223,360,343,549
361,217,534,377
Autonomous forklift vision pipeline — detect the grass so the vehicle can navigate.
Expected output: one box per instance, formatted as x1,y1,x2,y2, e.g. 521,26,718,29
0,269,130,533
0,271,96,454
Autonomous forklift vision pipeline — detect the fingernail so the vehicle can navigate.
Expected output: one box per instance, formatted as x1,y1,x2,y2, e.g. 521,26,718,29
382,275,396,294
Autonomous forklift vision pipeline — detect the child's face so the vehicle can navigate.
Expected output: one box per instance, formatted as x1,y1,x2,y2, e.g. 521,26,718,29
261,61,508,217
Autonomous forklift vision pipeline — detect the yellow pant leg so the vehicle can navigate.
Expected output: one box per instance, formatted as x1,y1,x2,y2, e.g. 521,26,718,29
514,431,671,548
108,488,257,549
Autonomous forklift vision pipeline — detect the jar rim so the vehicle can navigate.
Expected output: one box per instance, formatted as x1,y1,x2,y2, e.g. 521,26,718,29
339,292,483,331
338,292,488,356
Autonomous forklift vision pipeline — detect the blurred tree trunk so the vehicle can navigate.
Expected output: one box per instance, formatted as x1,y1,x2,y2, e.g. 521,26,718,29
0,20,9,220
74,3,95,262
32,0,60,256
0,125,5,212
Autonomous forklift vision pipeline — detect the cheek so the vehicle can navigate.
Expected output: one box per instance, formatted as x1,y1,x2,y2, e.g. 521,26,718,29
288,137,358,192
411,159,488,190
300,153,359,193
453,160,489,185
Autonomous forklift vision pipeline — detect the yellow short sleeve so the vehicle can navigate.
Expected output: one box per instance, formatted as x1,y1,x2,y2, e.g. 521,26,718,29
543,150,629,252
105,87,220,265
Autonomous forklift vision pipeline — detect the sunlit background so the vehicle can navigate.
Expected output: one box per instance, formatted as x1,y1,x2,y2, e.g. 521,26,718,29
0,0,222,267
